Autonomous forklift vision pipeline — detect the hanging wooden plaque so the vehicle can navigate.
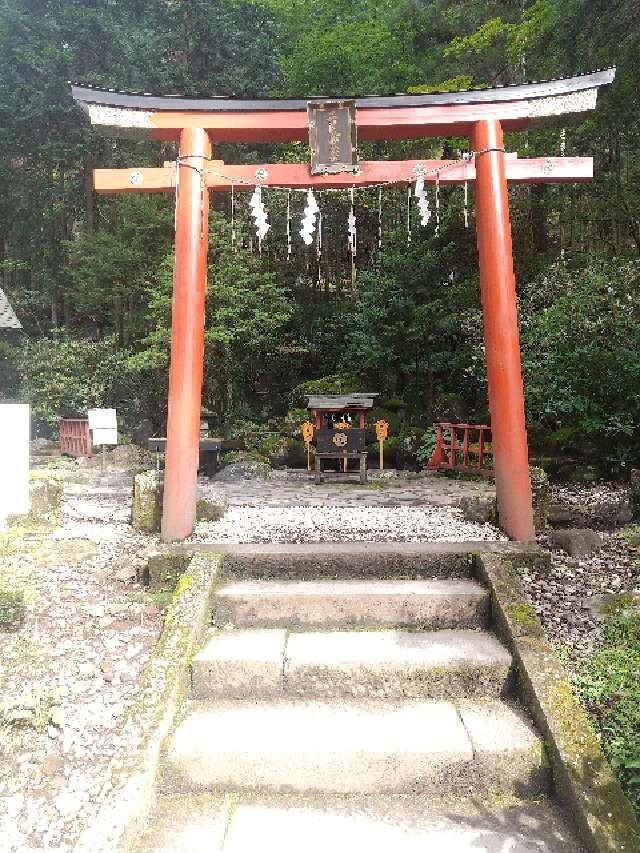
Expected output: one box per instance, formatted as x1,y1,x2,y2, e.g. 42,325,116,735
308,100,358,175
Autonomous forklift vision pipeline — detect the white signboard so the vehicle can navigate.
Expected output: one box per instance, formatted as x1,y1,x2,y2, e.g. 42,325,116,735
87,408,118,446
0,403,30,519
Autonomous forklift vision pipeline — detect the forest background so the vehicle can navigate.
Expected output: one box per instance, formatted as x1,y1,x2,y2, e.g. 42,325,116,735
1,0,639,471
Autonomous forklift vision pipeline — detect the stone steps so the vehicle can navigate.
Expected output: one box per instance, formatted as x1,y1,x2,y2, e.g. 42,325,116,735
139,543,589,852
213,578,490,630
161,697,549,797
191,627,512,699
185,541,546,579
137,792,584,853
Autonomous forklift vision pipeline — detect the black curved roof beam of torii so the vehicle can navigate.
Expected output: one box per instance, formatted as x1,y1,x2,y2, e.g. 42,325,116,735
71,69,615,143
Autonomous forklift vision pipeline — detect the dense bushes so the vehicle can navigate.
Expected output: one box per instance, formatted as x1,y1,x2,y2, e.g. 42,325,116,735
520,259,640,469
13,333,161,436
574,605,640,816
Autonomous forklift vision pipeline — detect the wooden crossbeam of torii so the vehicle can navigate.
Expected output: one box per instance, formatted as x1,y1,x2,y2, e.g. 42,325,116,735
72,69,615,544
94,155,593,193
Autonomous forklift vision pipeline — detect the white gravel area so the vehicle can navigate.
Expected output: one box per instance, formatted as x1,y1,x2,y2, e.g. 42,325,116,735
0,473,160,853
191,505,506,544
522,482,640,661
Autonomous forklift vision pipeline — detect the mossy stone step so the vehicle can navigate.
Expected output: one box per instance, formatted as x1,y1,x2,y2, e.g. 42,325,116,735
213,578,490,630
190,628,512,700
161,698,549,797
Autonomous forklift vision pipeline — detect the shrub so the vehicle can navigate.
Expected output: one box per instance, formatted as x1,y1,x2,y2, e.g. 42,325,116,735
416,427,438,467
16,332,152,435
520,258,640,466
288,373,362,408
0,578,27,630
573,609,640,816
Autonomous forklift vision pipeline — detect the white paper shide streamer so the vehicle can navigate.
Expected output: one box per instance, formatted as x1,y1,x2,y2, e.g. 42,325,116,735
300,189,319,245
250,185,270,243
413,170,431,227
348,188,356,255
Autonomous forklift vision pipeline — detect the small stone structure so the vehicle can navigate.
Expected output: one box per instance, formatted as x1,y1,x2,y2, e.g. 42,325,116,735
549,528,602,557
529,466,550,531
29,473,64,525
132,470,163,533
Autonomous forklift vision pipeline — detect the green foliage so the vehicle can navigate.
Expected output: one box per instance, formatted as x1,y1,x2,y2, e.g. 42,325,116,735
284,408,309,438
574,610,640,815
288,374,362,408
15,332,153,433
17,334,123,429
131,213,296,425
0,338,20,399
519,259,640,465
258,0,421,94
227,418,285,461
445,0,554,68
0,0,639,461
416,427,438,467
0,577,26,630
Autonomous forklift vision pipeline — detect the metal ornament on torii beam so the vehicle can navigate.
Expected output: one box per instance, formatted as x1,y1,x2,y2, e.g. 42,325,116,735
71,69,615,543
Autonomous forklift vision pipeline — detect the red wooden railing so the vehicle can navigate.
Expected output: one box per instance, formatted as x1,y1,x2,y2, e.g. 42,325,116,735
59,419,92,457
427,422,493,476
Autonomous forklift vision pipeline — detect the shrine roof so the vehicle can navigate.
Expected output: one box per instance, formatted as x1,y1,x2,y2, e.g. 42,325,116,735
0,287,21,330
70,69,615,143
305,395,379,411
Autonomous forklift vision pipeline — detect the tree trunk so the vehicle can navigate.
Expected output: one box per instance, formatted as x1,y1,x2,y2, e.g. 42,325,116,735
84,156,96,232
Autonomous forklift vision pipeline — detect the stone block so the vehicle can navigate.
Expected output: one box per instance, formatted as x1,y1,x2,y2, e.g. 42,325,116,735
142,552,191,590
220,794,584,853
457,699,550,795
529,466,550,531
549,528,602,557
548,503,592,529
283,629,512,700
162,699,473,794
191,629,286,698
28,474,63,524
111,443,147,471
132,470,163,533
213,578,490,630
196,497,228,522
161,698,547,797
458,495,497,525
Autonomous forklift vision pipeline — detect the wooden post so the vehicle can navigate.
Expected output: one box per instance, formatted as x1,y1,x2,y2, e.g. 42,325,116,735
161,127,211,542
471,118,534,541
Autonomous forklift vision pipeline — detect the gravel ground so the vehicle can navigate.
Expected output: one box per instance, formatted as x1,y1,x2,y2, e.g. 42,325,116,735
522,483,640,661
191,504,506,544
0,474,160,853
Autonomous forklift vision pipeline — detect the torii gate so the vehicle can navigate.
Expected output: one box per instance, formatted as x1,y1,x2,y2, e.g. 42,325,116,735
72,69,615,543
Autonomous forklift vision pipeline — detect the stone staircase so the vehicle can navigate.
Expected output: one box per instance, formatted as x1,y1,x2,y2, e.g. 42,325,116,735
137,548,584,852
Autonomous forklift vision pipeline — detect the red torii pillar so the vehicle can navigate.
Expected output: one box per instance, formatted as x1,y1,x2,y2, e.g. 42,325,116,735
161,128,211,542
472,119,534,541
